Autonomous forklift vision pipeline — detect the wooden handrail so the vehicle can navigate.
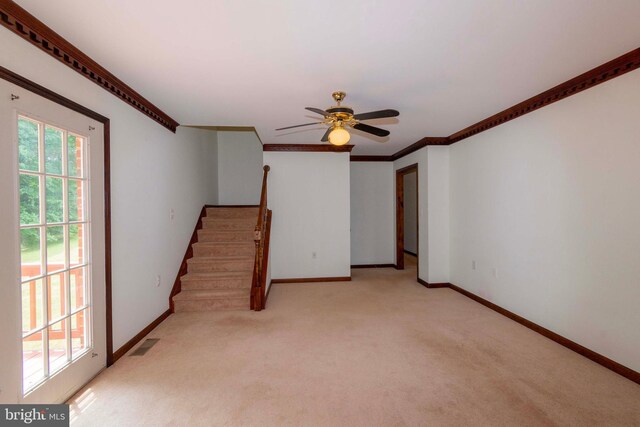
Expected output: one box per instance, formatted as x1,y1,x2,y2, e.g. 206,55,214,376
255,165,270,240
251,165,271,310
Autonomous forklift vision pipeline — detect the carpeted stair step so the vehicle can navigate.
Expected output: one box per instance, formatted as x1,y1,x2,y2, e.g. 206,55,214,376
202,217,256,230
187,256,254,273
205,207,259,219
173,289,249,312
181,271,252,291
172,206,260,312
197,229,255,242
193,242,255,257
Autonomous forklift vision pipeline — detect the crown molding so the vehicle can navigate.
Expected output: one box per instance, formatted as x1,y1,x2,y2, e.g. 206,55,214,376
0,1,179,132
264,144,354,152
359,47,640,163
350,155,393,162
4,0,637,147
447,47,640,144
390,137,448,161
349,137,446,162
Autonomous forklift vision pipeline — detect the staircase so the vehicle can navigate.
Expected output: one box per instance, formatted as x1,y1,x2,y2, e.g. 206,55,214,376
172,207,258,312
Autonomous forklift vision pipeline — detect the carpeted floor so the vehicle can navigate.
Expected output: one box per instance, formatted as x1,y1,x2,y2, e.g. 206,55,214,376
68,256,640,426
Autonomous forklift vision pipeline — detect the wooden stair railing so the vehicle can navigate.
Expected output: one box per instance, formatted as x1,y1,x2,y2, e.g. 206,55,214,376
251,165,272,311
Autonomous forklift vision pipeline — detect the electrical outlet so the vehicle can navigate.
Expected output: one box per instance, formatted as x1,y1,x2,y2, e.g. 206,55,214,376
169,208,175,221
472,260,476,270
155,275,161,287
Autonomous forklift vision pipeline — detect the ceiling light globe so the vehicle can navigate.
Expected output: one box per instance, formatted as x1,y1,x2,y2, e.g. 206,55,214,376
328,127,350,146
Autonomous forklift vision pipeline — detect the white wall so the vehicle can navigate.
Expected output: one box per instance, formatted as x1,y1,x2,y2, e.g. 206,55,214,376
0,27,219,366
204,130,219,204
110,126,217,350
449,69,640,372
217,131,263,205
350,162,395,265
392,147,450,283
264,151,351,279
426,147,450,283
403,172,418,254
265,245,272,298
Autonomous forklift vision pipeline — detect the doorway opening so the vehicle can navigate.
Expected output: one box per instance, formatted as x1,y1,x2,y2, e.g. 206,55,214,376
395,164,418,278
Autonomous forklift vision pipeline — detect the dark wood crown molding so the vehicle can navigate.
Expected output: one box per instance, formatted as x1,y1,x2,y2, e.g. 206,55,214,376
390,137,447,161
264,144,354,152
354,47,640,162
447,47,640,144
350,138,446,162
0,1,179,132
350,155,393,162
5,0,637,150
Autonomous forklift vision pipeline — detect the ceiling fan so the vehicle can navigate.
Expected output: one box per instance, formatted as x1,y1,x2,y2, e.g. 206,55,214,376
275,91,399,146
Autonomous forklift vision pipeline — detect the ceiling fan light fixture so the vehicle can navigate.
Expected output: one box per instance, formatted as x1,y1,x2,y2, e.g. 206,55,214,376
328,126,350,146
276,92,398,144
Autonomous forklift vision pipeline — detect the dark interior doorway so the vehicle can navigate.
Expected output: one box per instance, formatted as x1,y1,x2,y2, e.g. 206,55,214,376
396,164,418,278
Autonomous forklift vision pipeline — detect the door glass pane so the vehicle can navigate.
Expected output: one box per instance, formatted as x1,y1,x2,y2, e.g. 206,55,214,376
67,134,84,178
47,273,66,322
48,318,68,374
21,227,42,280
17,115,93,395
68,179,84,222
44,126,63,175
45,177,64,223
69,268,86,311
69,224,85,268
20,174,40,225
46,226,65,272
19,117,40,172
23,330,45,391
21,279,44,334
71,309,89,359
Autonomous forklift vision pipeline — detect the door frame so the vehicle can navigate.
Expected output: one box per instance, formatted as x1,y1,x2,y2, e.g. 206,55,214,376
395,163,418,277
1,66,115,366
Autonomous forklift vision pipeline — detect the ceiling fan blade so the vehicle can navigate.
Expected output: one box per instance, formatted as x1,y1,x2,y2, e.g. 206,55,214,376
353,123,390,137
305,107,332,117
275,122,324,131
321,127,332,142
353,109,399,120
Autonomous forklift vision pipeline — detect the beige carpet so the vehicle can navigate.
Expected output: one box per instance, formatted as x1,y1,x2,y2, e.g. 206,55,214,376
69,256,640,426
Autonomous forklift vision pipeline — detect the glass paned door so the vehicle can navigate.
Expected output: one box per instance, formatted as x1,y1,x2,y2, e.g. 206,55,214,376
18,115,91,394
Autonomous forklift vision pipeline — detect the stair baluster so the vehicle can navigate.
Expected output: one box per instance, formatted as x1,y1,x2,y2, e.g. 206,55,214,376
251,165,271,311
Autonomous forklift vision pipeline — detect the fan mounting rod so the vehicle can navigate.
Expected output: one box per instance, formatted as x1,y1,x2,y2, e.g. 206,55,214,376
326,91,354,121
332,91,346,105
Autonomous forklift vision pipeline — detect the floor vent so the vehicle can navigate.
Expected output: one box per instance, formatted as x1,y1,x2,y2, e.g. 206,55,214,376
130,338,160,356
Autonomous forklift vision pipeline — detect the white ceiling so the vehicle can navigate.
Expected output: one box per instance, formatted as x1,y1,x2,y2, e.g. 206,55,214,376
16,0,640,155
